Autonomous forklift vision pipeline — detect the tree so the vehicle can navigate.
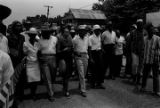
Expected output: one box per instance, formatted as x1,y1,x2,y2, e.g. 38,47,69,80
92,0,160,33
92,3,104,10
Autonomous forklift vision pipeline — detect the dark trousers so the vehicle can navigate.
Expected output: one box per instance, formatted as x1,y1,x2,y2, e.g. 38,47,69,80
142,64,159,92
114,55,123,77
125,54,132,75
62,56,73,92
90,50,104,85
103,44,115,78
39,55,57,97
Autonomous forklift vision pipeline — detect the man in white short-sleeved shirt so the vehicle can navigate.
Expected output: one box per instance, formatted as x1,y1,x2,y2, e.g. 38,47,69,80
72,25,89,97
89,25,105,89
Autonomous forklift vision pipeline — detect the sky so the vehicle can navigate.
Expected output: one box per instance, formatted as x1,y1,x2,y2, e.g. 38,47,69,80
0,0,98,25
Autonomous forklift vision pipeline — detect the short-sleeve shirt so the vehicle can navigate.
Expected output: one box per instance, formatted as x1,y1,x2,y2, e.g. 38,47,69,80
101,30,116,45
72,35,89,53
39,36,57,54
0,50,14,86
115,36,125,55
143,35,160,64
0,34,9,53
89,34,101,51
23,41,40,62
130,30,145,56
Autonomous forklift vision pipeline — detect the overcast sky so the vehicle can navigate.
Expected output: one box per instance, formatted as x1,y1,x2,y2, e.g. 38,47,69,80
0,0,97,25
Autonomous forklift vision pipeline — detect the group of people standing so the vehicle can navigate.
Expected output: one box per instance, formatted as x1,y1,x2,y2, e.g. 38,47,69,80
1,16,160,108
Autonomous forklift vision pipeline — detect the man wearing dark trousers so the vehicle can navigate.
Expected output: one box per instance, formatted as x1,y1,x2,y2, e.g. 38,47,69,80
140,23,160,96
57,27,73,97
101,21,116,80
89,25,105,89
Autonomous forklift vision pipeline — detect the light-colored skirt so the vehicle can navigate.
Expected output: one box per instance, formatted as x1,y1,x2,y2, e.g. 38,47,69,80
26,61,41,82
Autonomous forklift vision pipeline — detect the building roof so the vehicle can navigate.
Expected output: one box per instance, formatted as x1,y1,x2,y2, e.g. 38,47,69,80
66,9,106,20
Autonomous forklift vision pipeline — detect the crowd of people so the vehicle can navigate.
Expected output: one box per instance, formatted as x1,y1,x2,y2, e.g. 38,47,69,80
1,9,160,108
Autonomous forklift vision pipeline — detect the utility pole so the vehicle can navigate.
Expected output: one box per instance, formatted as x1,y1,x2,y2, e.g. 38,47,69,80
44,5,53,19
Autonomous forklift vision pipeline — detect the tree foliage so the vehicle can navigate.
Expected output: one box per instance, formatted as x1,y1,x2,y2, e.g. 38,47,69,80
93,0,160,33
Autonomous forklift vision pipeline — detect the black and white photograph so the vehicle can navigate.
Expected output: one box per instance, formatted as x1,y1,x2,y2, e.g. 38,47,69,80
1,0,160,108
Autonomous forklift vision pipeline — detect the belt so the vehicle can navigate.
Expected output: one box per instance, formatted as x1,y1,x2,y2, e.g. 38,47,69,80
41,54,56,56
74,52,88,57
91,49,101,52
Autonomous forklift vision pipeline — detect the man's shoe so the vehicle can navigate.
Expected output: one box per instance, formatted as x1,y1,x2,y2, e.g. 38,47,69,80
48,96,55,102
106,76,112,80
154,92,160,97
90,84,96,89
140,88,147,93
64,92,70,97
32,95,37,101
96,84,106,89
80,92,87,97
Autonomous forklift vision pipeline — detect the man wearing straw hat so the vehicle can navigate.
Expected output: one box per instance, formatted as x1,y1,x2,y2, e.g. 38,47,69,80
130,19,147,89
38,26,57,102
89,25,105,89
72,25,89,97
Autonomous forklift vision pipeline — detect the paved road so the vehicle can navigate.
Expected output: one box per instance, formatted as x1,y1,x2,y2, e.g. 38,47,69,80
19,77,160,108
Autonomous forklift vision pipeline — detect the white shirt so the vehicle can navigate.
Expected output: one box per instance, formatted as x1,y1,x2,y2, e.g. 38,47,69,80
101,30,116,45
89,34,101,50
72,35,89,53
23,41,40,62
0,50,14,86
115,36,125,55
0,34,9,53
39,36,57,54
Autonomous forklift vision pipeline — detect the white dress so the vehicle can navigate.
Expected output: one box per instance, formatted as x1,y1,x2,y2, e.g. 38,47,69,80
23,41,40,82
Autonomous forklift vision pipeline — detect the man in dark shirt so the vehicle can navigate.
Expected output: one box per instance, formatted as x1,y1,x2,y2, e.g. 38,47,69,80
130,19,147,89
57,27,73,97
7,21,25,67
7,21,25,102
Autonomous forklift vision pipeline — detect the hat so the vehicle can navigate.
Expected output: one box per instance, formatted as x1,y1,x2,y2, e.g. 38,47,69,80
93,25,101,30
131,24,137,29
51,26,58,30
41,25,51,32
78,25,87,30
0,5,11,20
70,29,75,33
137,19,143,23
26,27,38,34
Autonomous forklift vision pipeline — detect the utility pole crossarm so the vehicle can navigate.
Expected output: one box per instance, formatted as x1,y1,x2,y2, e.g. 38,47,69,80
44,5,53,19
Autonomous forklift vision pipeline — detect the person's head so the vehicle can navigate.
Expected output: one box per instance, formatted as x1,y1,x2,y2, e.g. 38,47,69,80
12,21,23,34
145,23,154,38
50,26,58,36
63,28,70,37
24,21,32,31
116,29,121,38
93,25,101,36
41,26,51,39
70,29,76,38
27,27,38,40
106,21,112,31
153,27,159,36
78,25,87,38
136,19,144,31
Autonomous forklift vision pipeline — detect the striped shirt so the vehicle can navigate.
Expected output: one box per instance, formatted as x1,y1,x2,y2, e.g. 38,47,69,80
130,29,147,56
143,35,160,64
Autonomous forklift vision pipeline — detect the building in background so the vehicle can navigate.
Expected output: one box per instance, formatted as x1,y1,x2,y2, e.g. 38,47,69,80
62,8,106,26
